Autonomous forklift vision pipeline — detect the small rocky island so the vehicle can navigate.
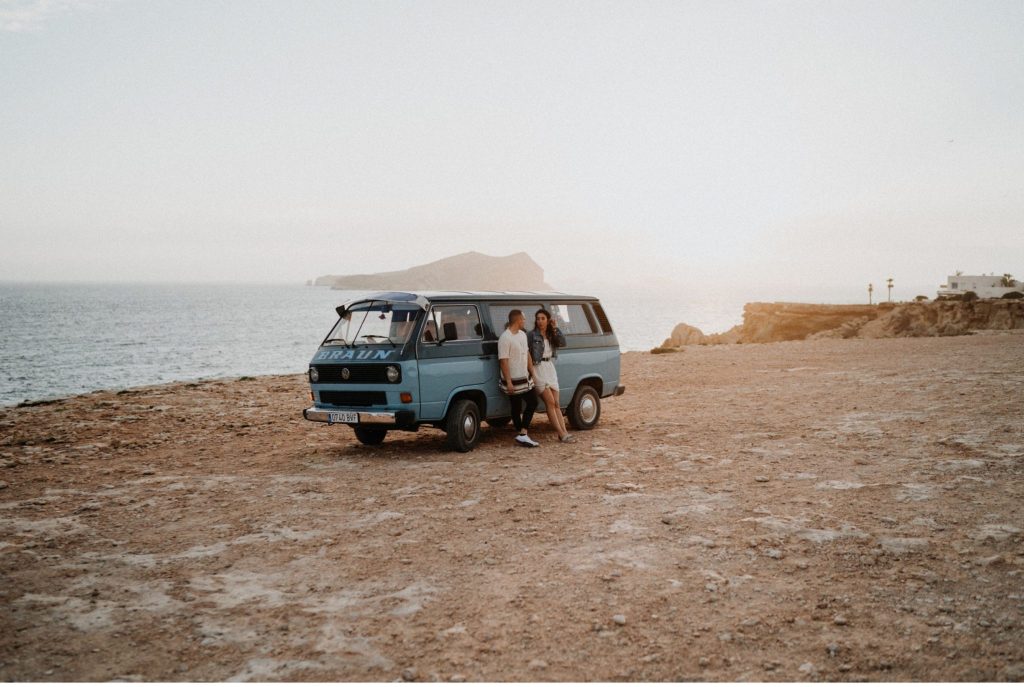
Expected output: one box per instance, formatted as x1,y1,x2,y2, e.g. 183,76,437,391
312,251,553,291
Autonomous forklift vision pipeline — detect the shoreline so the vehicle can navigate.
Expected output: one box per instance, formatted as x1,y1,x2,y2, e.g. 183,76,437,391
7,328,1024,409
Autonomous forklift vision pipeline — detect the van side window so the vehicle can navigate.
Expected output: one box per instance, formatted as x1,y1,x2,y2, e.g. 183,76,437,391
591,303,613,333
423,305,483,342
488,304,543,335
553,303,598,335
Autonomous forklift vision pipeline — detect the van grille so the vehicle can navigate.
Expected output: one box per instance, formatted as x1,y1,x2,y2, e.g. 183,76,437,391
319,391,387,407
314,364,394,384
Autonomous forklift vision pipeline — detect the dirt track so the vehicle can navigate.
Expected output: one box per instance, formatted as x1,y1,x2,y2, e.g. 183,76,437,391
1,333,1023,681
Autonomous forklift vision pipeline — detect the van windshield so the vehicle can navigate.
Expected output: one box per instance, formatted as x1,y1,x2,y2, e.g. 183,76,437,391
323,303,422,346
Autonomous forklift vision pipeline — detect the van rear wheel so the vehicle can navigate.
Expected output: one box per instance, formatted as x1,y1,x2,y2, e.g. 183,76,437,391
445,399,481,452
568,384,601,430
354,426,387,445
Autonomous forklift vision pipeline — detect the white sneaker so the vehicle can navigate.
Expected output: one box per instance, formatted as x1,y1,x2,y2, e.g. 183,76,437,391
515,434,540,448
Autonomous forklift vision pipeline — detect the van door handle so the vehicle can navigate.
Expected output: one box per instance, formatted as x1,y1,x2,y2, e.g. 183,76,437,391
479,355,494,360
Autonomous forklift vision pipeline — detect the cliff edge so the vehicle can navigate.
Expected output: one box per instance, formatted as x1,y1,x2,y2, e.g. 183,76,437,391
313,251,553,291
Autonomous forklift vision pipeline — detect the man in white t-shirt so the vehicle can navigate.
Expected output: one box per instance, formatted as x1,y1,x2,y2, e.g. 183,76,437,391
498,309,540,447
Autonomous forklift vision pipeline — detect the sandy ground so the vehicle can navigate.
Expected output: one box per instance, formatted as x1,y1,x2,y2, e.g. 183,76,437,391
1,332,1023,681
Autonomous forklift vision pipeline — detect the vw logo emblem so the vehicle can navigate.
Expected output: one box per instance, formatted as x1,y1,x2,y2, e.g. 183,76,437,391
341,367,351,380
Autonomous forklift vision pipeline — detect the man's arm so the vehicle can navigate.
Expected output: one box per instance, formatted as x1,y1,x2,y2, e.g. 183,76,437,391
498,335,513,388
499,357,513,388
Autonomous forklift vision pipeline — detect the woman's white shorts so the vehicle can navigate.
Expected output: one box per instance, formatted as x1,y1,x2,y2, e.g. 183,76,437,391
534,360,559,393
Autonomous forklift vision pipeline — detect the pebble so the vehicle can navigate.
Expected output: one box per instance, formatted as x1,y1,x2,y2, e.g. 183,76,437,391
765,548,783,559
0,481,7,490
604,482,642,492
449,674,466,682
612,614,627,626
799,662,815,673
1,460,15,468
401,667,418,681
698,657,710,667
528,659,548,670
833,614,849,626
754,475,770,482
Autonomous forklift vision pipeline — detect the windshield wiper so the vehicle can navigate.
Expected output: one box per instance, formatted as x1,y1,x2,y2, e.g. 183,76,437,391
359,334,397,347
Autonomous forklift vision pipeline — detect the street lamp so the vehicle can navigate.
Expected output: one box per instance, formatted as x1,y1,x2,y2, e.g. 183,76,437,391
868,283,874,305
886,277,894,303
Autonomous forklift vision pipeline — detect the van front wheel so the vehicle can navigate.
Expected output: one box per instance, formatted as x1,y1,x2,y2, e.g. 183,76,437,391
354,426,387,445
445,399,481,452
568,384,601,430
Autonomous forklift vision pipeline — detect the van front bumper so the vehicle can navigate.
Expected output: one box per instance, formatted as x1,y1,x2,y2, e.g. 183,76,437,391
303,407,416,426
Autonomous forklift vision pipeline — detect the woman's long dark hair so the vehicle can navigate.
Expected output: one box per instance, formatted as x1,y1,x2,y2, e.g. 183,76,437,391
534,308,560,349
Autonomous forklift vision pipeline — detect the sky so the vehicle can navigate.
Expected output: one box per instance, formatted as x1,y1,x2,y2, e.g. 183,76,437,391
1,0,1022,300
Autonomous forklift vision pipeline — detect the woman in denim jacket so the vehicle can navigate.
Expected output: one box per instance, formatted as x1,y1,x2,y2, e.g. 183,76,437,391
528,309,575,443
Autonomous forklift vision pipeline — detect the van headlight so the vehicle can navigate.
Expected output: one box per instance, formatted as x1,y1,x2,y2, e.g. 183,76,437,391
308,367,319,383
385,365,400,383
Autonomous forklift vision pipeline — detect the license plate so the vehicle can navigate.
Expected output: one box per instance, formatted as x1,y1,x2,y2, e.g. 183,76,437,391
328,411,358,424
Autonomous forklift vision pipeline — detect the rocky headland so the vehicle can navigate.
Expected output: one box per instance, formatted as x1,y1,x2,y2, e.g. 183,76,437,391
660,298,1024,349
313,251,553,291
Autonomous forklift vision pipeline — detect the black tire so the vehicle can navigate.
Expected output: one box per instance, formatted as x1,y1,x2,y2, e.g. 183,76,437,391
445,399,482,452
487,416,511,428
567,384,601,430
354,426,387,445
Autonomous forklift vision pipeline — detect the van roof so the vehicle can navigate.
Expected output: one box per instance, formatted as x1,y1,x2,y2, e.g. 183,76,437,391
417,290,599,301
341,291,601,306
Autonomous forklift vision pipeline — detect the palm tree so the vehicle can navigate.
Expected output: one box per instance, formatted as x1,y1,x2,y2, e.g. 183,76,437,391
1001,273,1015,287
886,277,894,303
868,283,874,305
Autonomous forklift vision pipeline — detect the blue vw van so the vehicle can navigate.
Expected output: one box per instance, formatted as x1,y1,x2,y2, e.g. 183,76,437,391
302,291,624,451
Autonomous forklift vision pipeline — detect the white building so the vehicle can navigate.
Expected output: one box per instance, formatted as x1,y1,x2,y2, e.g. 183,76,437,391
938,274,1021,299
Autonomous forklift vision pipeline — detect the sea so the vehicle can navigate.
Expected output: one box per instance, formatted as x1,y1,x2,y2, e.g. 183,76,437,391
0,282,753,407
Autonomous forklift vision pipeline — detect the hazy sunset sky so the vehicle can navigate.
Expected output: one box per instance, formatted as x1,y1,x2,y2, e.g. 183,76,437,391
2,0,1022,298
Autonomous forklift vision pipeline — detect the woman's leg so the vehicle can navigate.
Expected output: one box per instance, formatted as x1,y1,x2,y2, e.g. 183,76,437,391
541,387,567,439
549,388,569,436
